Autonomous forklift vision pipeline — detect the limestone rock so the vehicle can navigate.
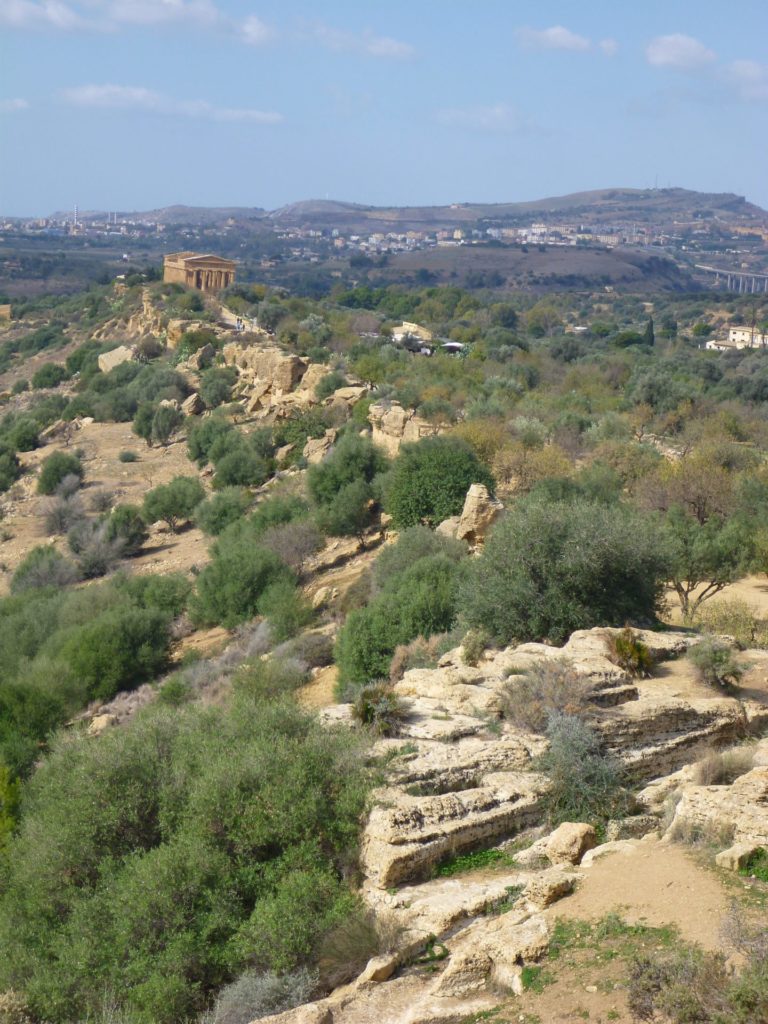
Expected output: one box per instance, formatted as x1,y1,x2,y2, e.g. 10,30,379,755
87,713,117,736
368,402,441,457
187,343,215,370
604,815,659,841
581,839,641,867
543,822,597,866
298,363,331,393
98,345,135,373
255,1004,332,1024
223,342,307,392
523,867,578,908
303,429,337,464
715,841,764,871
181,392,205,416
357,953,398,984
435,516,460,540
455,484,504,546
361,772,549,889
668,767,768,846
431,912,548,998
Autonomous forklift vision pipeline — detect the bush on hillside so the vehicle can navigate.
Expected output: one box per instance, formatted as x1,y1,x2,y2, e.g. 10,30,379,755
194,488,251,536
501,660,593,734
0,698,370,1024
462,496,669,645
0,444,21,492
187,415,234,467
10,546,79,594
537,712,631,826
191,540,295,628
383,436,494,528
687,636,744,689
200,366,238,410
104,504,149,556
37,452,83,496
31,363,68,390
143,476,205,532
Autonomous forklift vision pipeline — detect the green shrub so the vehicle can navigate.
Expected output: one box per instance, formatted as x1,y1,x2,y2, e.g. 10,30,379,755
118,449,139,463
537,712,631,826
383,436,494,528
37,451,83,495
461,628,489,666
54,604,172,701
11,378,29,395
200,367,238,410
144,476,206,532
113,573,191,617
212,968,317,1024
195,488,251,536
258,580,314,642
687,636,744,689
0,699,372,1023
9,418,39,452
232,658,309,701
105,504,149,556
606,627,653,678
10,546,79,594
462,496,669,645
213,447,271,490
187,415,234,467
308,433,387,508
501,659,593,733
335,553,466,690
351,684,407,736
31,363,68,390
0,445,21,492
191,541,294,628
315,370,346,401
374,525,466,591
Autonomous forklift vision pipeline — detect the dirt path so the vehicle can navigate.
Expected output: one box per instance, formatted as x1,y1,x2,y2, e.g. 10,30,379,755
549,837,729,950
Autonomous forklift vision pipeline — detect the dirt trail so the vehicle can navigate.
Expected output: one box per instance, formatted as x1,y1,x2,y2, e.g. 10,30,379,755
548,837,729,950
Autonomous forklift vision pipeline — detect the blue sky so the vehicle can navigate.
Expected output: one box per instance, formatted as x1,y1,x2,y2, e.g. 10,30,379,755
1,0,767,215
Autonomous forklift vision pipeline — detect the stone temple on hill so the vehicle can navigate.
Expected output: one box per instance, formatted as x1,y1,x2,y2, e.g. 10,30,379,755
163,252,236,292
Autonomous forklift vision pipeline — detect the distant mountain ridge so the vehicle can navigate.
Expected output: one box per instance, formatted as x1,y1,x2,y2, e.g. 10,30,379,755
45,187,768,231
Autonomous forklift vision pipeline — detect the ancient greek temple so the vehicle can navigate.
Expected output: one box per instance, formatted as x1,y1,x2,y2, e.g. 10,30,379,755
163,252,237,292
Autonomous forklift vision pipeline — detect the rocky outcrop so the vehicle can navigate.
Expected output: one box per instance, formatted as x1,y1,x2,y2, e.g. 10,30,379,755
368,402,441,457
437,484,504,546
98,345,136,373
223,342,307,391
181,392,205,416
361,772,549,889
303,429,337,464
668,767,768,845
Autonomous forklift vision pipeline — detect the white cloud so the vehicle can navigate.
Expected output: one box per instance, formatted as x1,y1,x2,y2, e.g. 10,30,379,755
310,23,415,59
241,14,274,45
437,103,526,133
517,25,591,52
645,34,716,71
0,1,82,29
61,83,282,123
0,97,30,111
104,0,221,27
723,59,768,102
599,38,618,57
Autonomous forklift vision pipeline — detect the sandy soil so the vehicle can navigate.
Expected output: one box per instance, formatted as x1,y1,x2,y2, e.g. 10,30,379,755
510,838,738,1024
0,420,212,593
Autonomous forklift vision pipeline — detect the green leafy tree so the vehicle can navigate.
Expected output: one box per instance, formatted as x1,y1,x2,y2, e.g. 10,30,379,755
664,504,752,620
143,477,205,532
383,436,494,528
462,496,669,644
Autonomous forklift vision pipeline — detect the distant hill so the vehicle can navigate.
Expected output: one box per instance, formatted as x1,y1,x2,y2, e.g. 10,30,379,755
45,188,768,232
50,205,268,226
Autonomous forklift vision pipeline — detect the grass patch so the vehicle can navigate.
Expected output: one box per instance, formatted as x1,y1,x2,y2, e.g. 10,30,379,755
547,913,678,969
434,847,516,877
740,847,768,883
520,965,554,993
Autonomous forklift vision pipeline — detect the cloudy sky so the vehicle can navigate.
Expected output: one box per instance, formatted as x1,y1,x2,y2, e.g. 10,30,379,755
1,0,766,215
